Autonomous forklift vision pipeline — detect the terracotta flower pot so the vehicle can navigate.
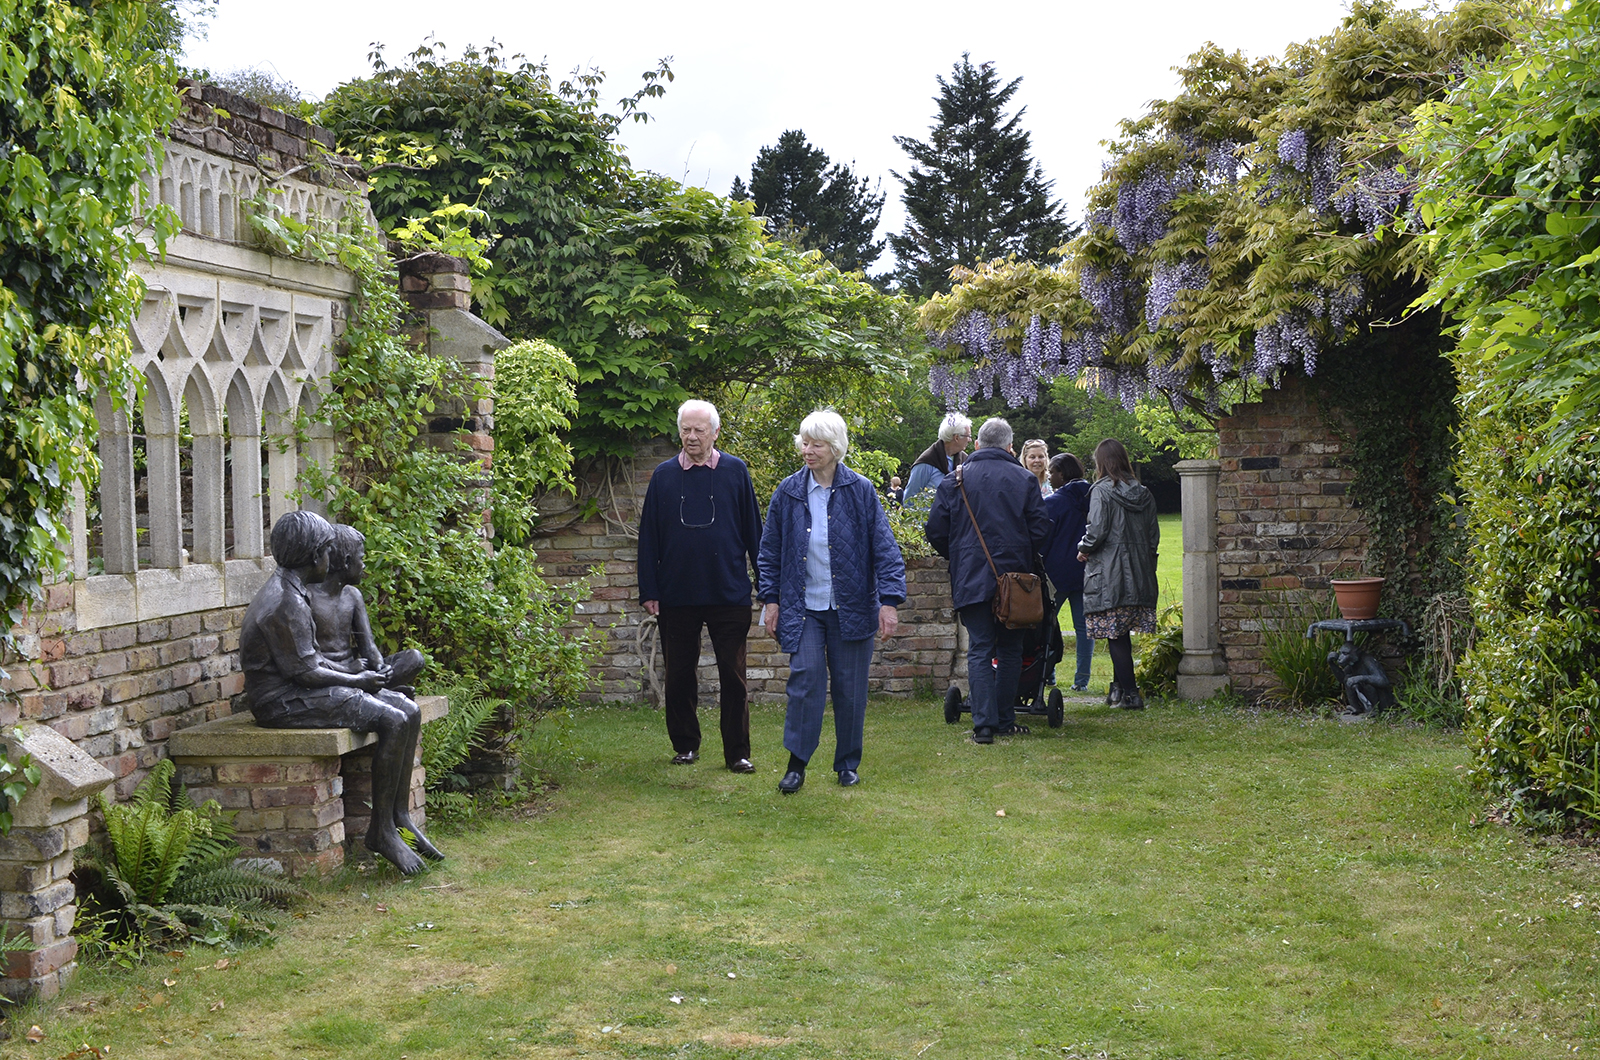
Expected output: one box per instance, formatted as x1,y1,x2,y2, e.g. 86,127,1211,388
1330,577,1385,621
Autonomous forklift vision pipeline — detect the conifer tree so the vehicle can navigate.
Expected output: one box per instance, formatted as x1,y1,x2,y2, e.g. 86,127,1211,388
731,130,885,274
890,54,1072,297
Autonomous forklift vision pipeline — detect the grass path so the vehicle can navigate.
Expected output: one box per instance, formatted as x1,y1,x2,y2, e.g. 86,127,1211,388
31,694,1600,1058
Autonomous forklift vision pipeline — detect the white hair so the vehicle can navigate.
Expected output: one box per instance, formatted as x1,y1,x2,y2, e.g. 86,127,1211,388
677,399,721,432
794,408,849,461
938,412,973,442
976,417,1013,450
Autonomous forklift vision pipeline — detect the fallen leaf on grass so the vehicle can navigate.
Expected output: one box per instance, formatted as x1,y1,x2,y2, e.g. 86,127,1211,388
375,905,389,914
996,809,1006,817
25,1025,43,1042
669,995,683,1004
162,978,177,987
214,959,230,970
665,963,677,975
209,999,225,1012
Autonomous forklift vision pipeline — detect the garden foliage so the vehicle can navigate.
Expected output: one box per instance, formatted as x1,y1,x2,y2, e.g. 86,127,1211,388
1411,0,1600,820
919,1,1507,630
78,760,302,954
0,0,179,662
317,43,915,458
245,193,597,722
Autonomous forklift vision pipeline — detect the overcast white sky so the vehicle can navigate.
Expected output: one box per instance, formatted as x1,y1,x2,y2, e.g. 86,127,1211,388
186,0,1422,270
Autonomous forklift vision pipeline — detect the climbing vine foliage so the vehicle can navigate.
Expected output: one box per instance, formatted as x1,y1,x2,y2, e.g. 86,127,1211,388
918,1,1515,413
0,1,179,657
1411,0,1600,823
244,193,596,714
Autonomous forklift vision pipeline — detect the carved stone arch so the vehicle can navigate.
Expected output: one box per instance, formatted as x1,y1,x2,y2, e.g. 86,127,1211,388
225,371,267,558
297,382,334,517
130,287,174,360
262,371,298,530
199,160,219,237
184,366,226,564
141,362,183,568
178,155,198,232
94,387,138,574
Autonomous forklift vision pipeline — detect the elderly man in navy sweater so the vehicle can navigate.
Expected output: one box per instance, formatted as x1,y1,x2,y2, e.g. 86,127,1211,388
638,399,765,772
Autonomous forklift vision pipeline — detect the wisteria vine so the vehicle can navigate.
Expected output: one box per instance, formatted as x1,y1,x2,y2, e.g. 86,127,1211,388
924,125,1416,411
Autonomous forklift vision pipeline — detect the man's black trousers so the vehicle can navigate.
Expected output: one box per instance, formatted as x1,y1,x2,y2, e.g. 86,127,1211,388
656,604,752,765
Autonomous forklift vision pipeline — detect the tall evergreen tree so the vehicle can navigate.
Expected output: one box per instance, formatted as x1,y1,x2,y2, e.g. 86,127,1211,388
890,54,1072,297
730,130,885,274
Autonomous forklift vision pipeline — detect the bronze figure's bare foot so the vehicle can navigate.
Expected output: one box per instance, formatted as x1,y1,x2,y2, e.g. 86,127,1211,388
367,827,426,875
396,813,445,861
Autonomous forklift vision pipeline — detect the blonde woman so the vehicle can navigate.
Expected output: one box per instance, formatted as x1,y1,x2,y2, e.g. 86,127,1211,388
1021,439,1052,497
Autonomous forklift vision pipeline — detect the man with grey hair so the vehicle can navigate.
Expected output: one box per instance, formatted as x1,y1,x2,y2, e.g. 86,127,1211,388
903,412,972,504
925,416,1051,743
637,398,764,772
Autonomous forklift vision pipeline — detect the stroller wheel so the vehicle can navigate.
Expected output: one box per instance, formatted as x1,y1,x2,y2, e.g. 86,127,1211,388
944,684,963,724
1047,687,1064,728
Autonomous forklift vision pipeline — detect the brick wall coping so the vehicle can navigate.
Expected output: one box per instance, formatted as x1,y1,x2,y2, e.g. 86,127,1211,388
168,695,447,758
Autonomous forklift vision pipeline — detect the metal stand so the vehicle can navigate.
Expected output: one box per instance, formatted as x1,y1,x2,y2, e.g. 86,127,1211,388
1305,618,1411,717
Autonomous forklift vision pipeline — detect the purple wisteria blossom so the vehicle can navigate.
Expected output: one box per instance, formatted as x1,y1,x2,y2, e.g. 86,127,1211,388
1278,129,1310,172
925,311,1070,409
1206,141,1242,185
1333,164,1413,233
1113,171,1177,251
1145,257,1211,330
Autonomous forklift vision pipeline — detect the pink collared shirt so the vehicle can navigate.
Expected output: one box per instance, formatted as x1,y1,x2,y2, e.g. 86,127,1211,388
677,448,722,470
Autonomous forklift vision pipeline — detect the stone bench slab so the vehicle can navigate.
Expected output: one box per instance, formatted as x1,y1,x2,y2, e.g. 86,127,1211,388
169,695,448,758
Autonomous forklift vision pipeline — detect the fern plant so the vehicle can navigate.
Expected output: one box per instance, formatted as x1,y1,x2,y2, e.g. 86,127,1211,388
420,678,509,795
76,760,302,958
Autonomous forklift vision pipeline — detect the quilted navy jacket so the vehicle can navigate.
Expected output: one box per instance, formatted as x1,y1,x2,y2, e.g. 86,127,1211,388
757,463,907,653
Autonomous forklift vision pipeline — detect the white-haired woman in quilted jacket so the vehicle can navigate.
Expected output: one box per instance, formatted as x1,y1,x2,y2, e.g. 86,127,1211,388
757,409,906,795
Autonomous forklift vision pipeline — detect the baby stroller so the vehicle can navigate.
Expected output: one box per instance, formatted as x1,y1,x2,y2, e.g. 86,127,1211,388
943,592,1066,729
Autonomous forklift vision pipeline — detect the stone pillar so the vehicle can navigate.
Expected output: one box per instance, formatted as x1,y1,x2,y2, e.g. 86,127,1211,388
1175,459,1230,700
396,252,506,471
0,724,115,1003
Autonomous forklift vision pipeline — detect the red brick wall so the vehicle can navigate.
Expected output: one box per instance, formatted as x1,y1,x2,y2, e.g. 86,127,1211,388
1216,376,1369,696
2,583,246,800
533,440,965,704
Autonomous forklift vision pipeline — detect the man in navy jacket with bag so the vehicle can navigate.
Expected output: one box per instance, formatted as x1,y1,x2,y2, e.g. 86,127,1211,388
925,417,1051,744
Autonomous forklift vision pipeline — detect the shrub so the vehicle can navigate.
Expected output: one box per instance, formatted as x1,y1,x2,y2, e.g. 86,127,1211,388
1409,0,1600,823
1135,603,1183,697
1260,596,1343,708
76,761,302,958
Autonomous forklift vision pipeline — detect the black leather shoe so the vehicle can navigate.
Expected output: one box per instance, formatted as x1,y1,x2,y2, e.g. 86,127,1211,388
728,758,755,773
1122,690,1146,710
838,770,860,787
671,750,698,765
973,727,994,745
996,722,1031,735
778,770,805,794
1106,683,1124,707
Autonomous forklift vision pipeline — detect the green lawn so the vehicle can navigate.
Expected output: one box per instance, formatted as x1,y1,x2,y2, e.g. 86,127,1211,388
30,694,1600,1059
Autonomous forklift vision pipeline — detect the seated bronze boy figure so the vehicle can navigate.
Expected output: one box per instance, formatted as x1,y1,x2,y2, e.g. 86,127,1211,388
240,510,443,874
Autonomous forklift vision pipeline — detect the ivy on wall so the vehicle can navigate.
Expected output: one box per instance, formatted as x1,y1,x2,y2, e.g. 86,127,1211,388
0,0,180,658
1308,301,1467,625
245,195,598,717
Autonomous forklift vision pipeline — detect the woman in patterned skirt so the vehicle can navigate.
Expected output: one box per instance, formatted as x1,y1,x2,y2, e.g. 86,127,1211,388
1076,438,1160,709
